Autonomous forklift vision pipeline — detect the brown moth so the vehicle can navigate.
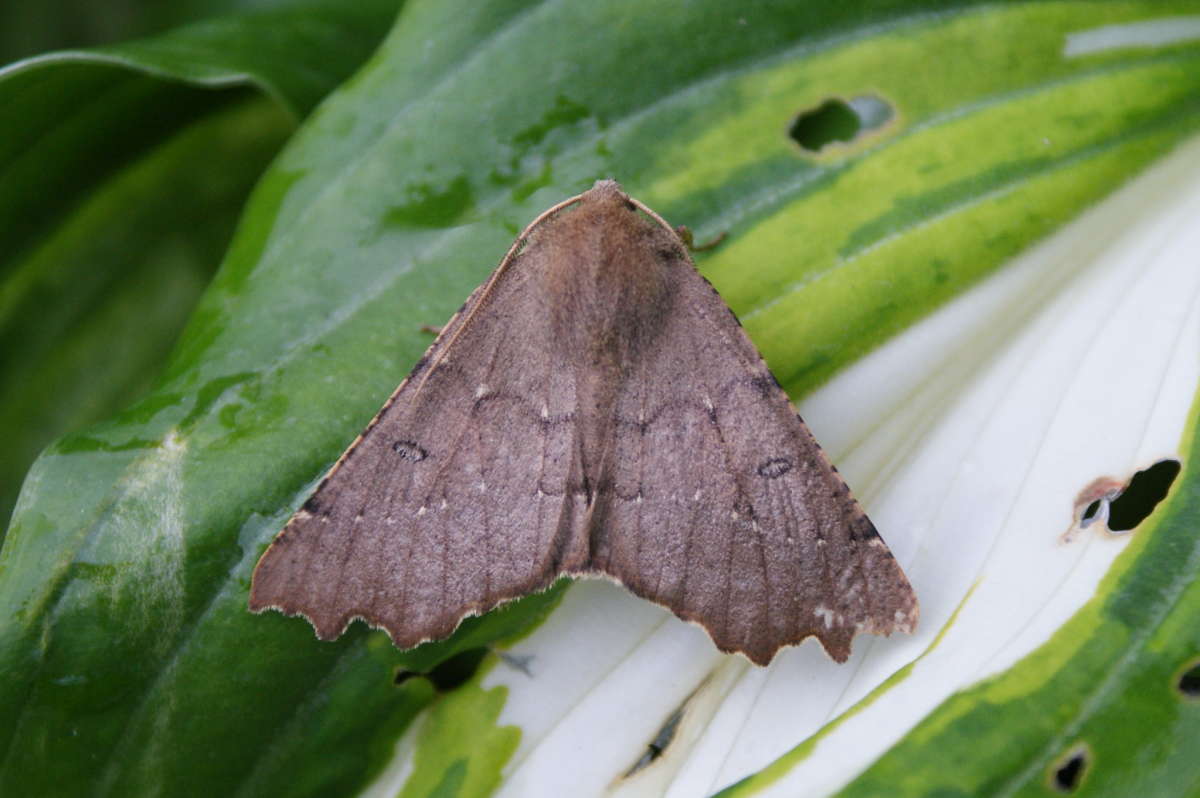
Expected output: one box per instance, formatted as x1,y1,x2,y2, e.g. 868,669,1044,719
249,180,917,665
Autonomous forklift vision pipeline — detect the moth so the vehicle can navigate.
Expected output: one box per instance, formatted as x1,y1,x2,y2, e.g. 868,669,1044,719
249,180,917,665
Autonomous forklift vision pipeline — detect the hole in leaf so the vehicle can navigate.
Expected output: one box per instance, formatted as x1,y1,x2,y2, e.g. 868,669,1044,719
789,95,893,152
624,707,685,777
1051,745,1088,792
393,647,490,691
1177,659,1200,698
1107,459,1181,531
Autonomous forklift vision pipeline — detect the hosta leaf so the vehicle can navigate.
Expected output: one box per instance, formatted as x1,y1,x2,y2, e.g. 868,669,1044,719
0,0,402,528
717,132,1200,798
2,1,1199,797
0,0,315,65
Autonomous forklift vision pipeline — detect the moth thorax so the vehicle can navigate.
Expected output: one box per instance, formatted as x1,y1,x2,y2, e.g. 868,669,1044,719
552,252,673,370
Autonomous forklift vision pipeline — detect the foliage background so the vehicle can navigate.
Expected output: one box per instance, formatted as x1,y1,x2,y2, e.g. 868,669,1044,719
1,1,1198,796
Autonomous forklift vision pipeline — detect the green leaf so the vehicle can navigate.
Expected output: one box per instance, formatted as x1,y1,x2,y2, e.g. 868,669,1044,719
0,0,312,65
2,1,1199,796
0,99,293,534
392,661,521,798
711,133,1200,798
0,0,401,528
834,411,1200,791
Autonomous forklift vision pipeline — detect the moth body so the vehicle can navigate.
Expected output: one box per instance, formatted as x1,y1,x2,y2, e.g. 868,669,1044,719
249,180,918,665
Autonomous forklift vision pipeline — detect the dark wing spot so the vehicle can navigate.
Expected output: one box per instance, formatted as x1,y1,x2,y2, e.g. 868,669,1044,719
848,514,881,542
613,482,644,502
734,495,756,520
742,372,783,399
302,495,322,513
756,457,793,479
540,409,576,428
393,440,428,462
748,376,774,398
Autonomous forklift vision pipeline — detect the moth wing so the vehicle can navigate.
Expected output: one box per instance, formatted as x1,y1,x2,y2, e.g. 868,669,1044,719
596,260,918,665
249,252,581,648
